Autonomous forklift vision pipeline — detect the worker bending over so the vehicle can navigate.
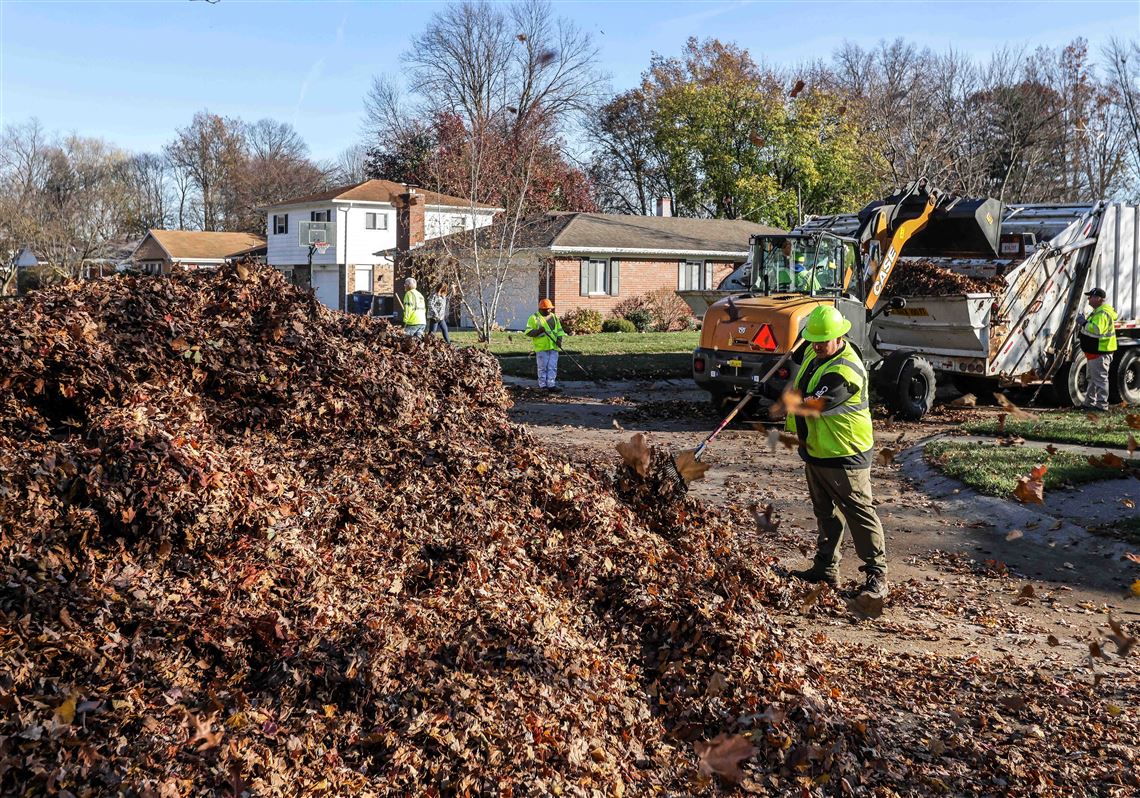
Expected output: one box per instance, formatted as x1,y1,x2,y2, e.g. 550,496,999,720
525,299,565,392
756,305,888,599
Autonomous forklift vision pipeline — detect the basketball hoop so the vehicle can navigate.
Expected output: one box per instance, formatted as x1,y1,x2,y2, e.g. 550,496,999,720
313,241,330,255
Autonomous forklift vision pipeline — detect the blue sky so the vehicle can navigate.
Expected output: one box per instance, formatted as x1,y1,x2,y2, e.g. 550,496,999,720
2,0,1138,162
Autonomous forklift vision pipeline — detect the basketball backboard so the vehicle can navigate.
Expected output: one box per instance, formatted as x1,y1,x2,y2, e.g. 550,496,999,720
298,221,334,250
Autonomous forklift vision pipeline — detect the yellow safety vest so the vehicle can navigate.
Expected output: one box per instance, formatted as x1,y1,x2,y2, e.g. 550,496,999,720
525,313,564,352
785,341,873,461
403,289,426,326
1085,304,1118,353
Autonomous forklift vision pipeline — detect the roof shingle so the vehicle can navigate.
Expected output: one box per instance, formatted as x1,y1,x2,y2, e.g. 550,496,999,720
269,179,498,210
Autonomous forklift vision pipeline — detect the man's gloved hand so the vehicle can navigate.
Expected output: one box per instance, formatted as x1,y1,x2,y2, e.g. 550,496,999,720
1077,313,1087,326
751,380,783,400
555,336,564,348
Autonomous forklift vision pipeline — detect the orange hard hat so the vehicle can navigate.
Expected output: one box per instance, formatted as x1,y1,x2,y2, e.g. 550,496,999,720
538,299,554,310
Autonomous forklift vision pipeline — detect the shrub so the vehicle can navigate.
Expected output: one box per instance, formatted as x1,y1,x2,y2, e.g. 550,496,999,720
612,294,651,318
602,318,636,334
561,307,603,335
623,308,653,332
645,287,695,332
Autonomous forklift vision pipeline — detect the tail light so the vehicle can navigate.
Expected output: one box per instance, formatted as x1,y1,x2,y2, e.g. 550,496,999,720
752,323,777,351
694,356,706,374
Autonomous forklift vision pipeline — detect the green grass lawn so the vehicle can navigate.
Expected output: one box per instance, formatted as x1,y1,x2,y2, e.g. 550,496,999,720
962,408,1138,449
451,330,700,355
451,330,700,381
925,440,1133,497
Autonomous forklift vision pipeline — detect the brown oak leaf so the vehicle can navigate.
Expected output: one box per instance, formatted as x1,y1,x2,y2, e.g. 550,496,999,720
950,393,977,408
616,433,650,477
993,392,1037,421
693,733,757,783
673,449,711,485
749,503,780,534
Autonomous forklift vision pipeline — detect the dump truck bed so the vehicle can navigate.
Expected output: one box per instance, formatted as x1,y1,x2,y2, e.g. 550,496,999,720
873,203,1140,381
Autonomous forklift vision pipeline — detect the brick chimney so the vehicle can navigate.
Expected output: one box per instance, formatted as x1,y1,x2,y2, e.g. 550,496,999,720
394,188,425,289
655,196,672,217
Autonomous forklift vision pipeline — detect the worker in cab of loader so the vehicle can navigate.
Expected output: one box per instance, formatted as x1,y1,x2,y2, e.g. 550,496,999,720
525,299,566,392
1077,287,1118,411
777,253,823,293
754,305,888,599
401,278,427,338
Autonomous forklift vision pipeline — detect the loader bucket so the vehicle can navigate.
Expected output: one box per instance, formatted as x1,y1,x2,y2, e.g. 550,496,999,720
859,189,1003,258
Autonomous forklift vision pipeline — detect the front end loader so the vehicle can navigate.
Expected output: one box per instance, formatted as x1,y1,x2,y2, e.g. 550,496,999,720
692,180,1002,420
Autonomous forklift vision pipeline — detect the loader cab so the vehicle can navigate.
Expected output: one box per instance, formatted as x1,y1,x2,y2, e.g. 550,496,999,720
750,233,861,300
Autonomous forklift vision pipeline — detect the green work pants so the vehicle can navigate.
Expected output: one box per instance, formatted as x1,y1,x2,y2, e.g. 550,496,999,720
804,463,887,576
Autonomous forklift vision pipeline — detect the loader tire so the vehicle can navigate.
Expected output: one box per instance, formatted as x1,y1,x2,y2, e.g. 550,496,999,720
1113,347,1140,405
884,355,936,421
1052,357,1088,407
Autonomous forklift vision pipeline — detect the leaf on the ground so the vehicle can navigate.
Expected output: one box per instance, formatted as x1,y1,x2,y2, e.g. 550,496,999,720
1129,433,1139,454
1127,413,1140,430
1045,444,1059,456
1013,475,1045,505
673,449,710,485
617,433,650,477
54,696,76,726
801,583,825,612
188,713,224,751
1123,498,1136,509
1086,412,1102,422
705,672,727,698
951,393,977,408
1006,529,1024,541
1088,452,1126,469
997,413,1007,433
693,733,757,783
235,261,252,281
611,418,624,431
1132,579,1140,598
1089,641,1107,660
993,392,1037,421
1107,616,1137,656
998,436,1026,446
847,592,885,619
877,447,898,466
1047,634,1061,647
1030,463,1049,480
1019,584,1035,598
749,503,779,534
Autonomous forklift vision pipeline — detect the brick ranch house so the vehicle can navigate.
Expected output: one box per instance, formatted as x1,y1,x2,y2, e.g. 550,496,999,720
130,230,267,275
382,201,780,329
263,179,498,311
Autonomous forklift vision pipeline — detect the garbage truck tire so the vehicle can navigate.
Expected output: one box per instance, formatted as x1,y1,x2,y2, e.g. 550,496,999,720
1113,347,1140,405
880,353,936,420
1052,356,1088,407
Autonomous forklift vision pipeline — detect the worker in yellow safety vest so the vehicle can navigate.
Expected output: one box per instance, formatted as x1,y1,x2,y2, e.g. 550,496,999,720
754,305,887,598
525,299,566,392
1077,287,1118,411
401,277,427,338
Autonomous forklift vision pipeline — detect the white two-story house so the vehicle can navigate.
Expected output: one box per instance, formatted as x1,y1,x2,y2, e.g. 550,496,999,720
265,179,499,310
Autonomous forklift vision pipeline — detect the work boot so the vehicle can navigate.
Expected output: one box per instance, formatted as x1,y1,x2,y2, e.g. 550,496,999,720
790,565,839,589
857,571,889,599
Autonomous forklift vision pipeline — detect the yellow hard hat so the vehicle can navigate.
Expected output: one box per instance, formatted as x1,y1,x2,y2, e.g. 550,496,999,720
802,305,851,342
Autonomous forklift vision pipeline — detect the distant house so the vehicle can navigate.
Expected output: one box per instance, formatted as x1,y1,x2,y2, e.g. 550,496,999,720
131,230,267,275
263,179,500,311
379,200,780,329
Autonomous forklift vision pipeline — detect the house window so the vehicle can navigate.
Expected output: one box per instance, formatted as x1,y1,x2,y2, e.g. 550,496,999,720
678,260,711,291
273,214,288,235
365,212,388,230
310,210,332,222
579,258,620,296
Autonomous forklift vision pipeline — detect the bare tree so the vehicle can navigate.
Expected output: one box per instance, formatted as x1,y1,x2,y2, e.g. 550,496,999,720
123,153,172,235
1103,38,1140,196
331,143,370,185
165,111,247,231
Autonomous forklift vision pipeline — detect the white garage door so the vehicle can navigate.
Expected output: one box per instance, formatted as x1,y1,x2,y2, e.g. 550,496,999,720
311,267,341,309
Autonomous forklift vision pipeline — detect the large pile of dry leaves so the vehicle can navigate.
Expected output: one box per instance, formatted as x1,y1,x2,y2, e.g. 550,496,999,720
891,258,1006,296
1,265,1136,797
